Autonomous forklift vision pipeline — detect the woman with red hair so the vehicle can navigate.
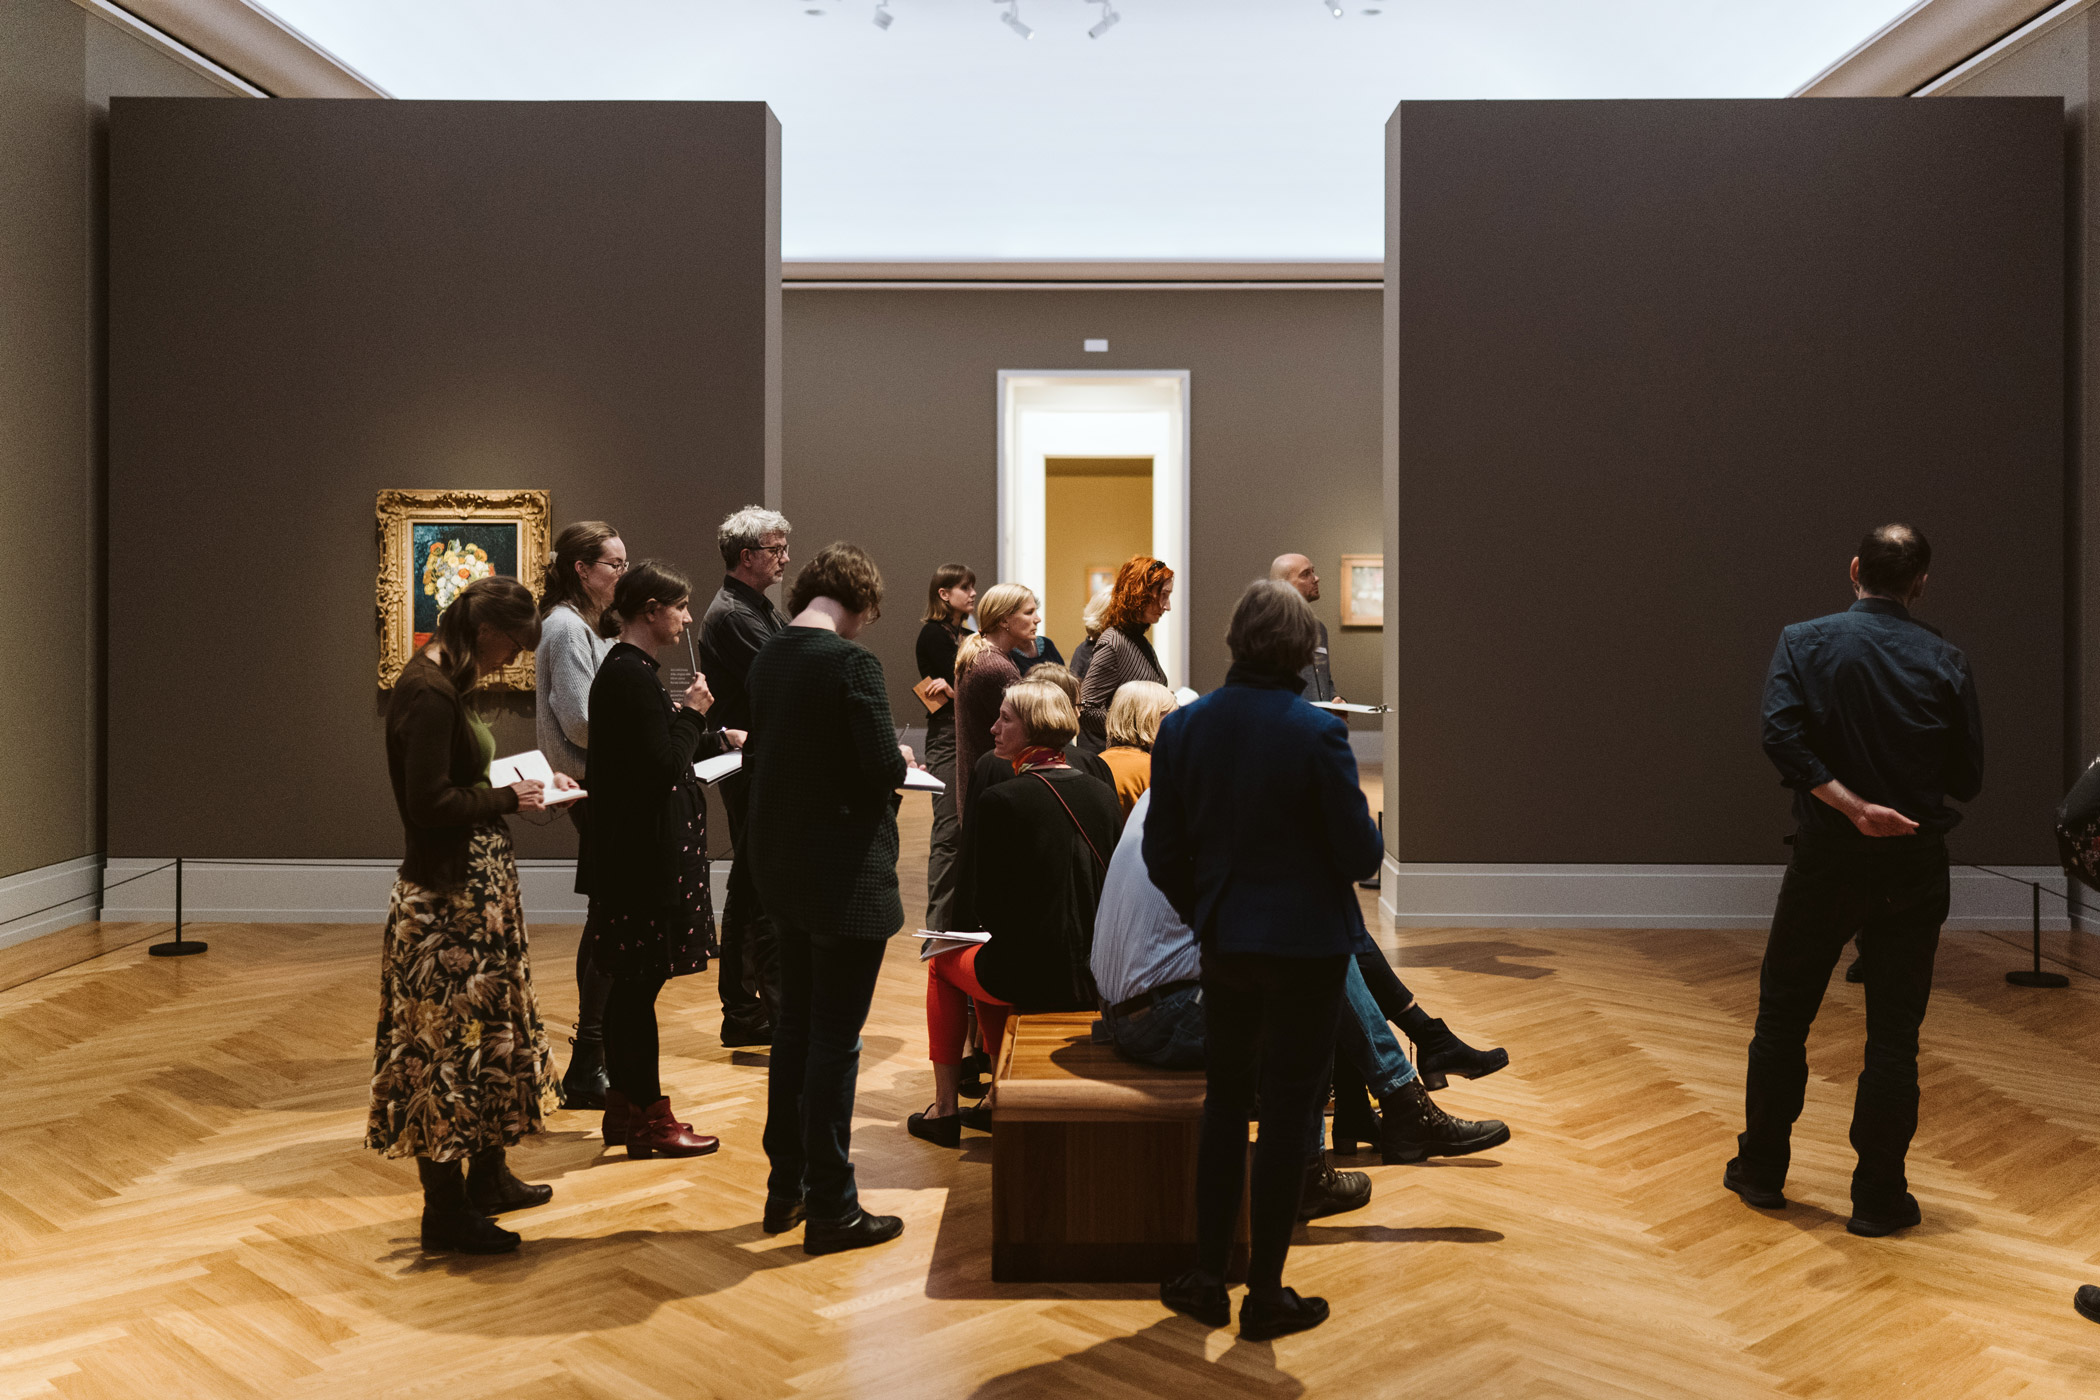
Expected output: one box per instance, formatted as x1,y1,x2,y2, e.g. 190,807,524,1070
1075,555,1174,750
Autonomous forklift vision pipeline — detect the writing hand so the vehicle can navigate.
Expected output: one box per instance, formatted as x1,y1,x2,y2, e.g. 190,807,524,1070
510,779,547,813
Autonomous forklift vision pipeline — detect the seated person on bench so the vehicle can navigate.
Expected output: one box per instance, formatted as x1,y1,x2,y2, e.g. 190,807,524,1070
1092,788,1511,1194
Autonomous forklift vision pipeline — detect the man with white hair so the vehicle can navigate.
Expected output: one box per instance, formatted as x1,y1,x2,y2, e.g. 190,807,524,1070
699,506,793,1046
1268,553,1336,702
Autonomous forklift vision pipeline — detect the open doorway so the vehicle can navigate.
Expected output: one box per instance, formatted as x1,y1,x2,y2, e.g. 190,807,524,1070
997,372,1191,686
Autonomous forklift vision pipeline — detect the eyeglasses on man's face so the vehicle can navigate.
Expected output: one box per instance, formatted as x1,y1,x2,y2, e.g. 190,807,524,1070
757,542,790,557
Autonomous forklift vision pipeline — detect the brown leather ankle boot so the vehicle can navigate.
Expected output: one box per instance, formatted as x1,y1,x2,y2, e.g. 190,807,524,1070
626,1097,719,1159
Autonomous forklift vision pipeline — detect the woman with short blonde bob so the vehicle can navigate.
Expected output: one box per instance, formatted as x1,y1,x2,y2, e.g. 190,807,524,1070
1098,680,1177,818
910,678,1122,1147
951,583,1040,821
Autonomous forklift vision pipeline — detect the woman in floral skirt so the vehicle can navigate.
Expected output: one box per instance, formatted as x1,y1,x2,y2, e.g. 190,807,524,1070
370,575,573,1255
579,561,741,1159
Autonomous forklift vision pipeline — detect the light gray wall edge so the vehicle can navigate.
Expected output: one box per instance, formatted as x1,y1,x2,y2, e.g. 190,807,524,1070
1376,858,2079,931
0,855,104,950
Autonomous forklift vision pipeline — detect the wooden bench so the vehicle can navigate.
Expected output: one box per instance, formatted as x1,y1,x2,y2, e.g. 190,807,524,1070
989,1011,1247,1283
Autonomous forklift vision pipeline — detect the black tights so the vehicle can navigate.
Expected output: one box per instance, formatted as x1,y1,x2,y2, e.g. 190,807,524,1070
604,974,668,1104
575,941,615,1044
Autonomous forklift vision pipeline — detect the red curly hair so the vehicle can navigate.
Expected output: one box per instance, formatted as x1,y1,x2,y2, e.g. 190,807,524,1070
1100,555,1174,631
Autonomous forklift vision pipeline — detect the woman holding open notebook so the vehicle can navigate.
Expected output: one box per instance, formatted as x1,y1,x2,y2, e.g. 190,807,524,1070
577,561,740,1162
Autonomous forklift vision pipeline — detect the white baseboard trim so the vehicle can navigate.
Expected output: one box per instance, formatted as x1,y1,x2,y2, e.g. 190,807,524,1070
0,855,105,950
1376,857,2076,931
102,859,733,924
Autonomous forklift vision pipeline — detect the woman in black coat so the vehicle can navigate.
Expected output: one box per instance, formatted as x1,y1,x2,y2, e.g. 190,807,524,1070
578,561,738,1161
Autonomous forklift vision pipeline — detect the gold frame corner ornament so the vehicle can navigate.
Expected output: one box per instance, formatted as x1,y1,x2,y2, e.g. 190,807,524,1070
375,489,552,689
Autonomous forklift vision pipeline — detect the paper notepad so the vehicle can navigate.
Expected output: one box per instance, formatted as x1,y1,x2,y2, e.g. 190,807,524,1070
1311,701,1387,715
917,929,990,961
1174,686,1200,707
488,750,586,805
694,751,743,785
899,767,945,793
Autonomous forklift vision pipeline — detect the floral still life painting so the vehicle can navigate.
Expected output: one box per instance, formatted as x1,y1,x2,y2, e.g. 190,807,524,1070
413,525,518,647
376,489,550,689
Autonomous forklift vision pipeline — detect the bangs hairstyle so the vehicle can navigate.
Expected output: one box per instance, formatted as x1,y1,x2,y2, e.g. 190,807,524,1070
1226,578,1319,677
432,575,540,694
1004,678,1079,749
788,542,884,618
1100,555,1175,631
923,562,978,623
717,505,792,571
1857,523,1932,598
539,519,620,618
955,582,1037,677
601,559,691,638
1105,680,1177,751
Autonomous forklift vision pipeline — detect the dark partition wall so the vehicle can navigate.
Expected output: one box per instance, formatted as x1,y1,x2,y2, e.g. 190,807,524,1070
109,99,779,860
1384,98,2063,866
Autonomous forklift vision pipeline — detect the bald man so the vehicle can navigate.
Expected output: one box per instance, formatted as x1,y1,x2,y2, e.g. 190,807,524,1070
1269,554,1337,701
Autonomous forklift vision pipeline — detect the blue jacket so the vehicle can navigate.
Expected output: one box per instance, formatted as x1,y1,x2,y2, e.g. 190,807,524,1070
1143,665,1384,957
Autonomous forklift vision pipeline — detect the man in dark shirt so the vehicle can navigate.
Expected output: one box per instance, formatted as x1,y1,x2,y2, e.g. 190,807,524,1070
1728,523,1983,1239
698,506,792,1045
1270,554,1336,701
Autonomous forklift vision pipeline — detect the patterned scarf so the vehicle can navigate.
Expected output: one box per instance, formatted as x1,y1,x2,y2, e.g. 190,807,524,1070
1012,745,1068,774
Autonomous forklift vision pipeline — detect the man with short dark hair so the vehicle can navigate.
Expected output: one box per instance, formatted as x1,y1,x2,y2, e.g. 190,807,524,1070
1727,523,1983,1238
699,506,793,1046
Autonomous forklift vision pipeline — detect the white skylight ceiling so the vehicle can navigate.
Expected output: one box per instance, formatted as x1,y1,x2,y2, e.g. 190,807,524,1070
258,0,1917,261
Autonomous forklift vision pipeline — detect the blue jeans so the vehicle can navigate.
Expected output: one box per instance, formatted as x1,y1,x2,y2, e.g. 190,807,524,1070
1340,959,1419,1100
1097,983,1207,1070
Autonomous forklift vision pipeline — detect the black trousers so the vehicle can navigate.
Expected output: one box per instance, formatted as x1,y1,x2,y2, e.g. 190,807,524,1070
1195,948,1349,1292
762,919,889,1223
1352,948,1416,1020
569,803,614,1044
718,771,781,1033
1739,836,1948,1210
604,973,668,1104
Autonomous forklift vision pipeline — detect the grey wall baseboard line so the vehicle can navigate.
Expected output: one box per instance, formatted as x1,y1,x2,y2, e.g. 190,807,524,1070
0,855,105,951
101,858,731,924
1376,859,2076,931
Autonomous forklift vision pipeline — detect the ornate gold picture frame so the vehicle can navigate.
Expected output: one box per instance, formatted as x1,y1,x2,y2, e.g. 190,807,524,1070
1339,553,1384,628
376,489,551,689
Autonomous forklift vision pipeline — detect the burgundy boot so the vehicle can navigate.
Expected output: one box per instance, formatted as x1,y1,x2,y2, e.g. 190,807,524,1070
627,1097,720,1159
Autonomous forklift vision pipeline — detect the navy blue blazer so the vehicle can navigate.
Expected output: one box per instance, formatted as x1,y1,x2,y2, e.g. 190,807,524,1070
1142,665,1384,958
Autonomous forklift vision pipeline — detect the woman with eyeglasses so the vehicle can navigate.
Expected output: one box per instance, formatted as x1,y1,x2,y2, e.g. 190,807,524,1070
370,575,574,1255
535,521,627,1110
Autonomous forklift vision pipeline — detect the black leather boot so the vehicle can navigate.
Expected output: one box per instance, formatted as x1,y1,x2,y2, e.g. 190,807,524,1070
804,1209,905,1256
466,1147,553,1215
1297,1161,1373,1221
418,1158,520,1254
1378,1079,1511,1164
559,1035,610,1111
1402,1014,1511,1092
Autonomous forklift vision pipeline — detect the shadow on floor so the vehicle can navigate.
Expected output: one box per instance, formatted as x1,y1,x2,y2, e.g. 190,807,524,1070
1386,940,1560,980
966,1316,1305,1398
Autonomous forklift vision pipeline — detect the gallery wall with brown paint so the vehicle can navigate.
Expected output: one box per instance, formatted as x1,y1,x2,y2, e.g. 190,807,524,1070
107,98,779,861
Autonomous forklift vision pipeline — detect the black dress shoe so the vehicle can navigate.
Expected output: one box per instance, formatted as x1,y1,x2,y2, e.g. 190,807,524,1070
1722,1158,1787,1210
420,1206,521,1255
1160,1269,1230,1327
957,1050,994,1101
559,1037,610,1111
2075,1285,2100,1324
908,1106,962,1147
959,1103,993,1133
1297,1163,1373,1221
1846,1193,1921,1238
804,1210,904,1256
720,1019,773,1049
1239,1287,1329,1341
762,1197,806,1234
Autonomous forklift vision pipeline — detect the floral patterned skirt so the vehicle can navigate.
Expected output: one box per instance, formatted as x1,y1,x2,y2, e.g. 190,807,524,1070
366,823,558,1161
582,812,717,982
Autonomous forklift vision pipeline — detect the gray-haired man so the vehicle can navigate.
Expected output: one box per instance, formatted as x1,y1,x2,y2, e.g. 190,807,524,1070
699,506,792,1046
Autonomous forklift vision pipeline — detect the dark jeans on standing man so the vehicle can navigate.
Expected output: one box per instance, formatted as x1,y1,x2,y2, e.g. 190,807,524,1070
762,919,891,1223
718,771,782,1035
1739,834,1949,1212
1195,948,1350,1292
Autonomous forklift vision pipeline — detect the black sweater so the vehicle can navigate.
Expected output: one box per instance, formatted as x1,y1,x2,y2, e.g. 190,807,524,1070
915,619,969,722
952,767,1121,1010
576,642,727,907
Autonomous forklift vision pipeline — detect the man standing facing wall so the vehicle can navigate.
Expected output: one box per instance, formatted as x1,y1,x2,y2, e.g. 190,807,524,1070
1269,554,1335,702
699,507,794,1046
1727,524,1983,1238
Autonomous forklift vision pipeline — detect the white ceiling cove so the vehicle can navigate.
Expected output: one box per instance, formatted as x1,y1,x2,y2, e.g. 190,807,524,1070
256,0,1920,261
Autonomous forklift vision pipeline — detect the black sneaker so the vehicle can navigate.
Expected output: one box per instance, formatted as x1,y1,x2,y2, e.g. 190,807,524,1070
804,1210,904,1256
762,1196,806,1234
1723,1158,1787,1210
1846,1193,1921,1238
1240,1286,1329,1341
2075,1285,2100,1324
1160,1269,1230,1327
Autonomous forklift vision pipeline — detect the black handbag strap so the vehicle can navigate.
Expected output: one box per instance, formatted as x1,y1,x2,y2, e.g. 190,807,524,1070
1030,771,1109,870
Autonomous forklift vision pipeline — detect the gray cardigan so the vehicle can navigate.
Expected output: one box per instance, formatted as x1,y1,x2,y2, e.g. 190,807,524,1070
535,602,612,780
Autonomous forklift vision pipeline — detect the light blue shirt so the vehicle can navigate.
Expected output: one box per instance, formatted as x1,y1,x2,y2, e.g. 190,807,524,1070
1090,790,1201,1006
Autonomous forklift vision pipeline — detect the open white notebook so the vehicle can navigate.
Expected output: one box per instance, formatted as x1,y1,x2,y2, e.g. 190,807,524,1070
917,929,990,961
488,750,586,805
694,752,743,785
900,767,945,793
1311,700,1387,715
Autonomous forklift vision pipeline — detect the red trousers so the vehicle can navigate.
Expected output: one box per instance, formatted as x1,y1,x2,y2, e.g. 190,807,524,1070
926,944,1012,1065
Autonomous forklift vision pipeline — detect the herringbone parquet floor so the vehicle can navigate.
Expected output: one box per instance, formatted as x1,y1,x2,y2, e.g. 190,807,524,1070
3,793,2098,1398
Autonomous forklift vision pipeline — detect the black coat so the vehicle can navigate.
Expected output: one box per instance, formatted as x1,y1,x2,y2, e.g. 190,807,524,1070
576,642,727,907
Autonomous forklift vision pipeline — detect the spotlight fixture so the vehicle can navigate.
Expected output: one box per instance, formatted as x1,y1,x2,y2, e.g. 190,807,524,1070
1325,0,1343,15
1087,0,1119,38
1000,1,1032,38
873,0,892,26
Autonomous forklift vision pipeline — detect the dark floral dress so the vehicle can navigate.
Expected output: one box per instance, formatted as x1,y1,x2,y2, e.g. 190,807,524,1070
366,823,559,1160
582,788,716,980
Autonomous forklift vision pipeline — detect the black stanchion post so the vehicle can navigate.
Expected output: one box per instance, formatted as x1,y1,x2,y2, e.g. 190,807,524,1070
2006,878,2067,989
149,856,208,958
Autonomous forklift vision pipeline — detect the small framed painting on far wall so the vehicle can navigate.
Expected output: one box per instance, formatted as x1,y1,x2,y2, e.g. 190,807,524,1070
1339,554,1383,628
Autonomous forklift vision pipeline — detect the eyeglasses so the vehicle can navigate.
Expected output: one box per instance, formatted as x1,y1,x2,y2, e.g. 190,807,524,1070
757,543,790,557
590,558,630,574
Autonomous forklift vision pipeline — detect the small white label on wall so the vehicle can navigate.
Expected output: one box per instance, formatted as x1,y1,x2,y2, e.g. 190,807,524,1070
1083,339,1108,352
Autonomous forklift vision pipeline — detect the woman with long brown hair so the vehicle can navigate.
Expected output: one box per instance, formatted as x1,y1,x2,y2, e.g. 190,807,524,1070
371,575,573,1255
1076,555,1174,750
916,563,977,930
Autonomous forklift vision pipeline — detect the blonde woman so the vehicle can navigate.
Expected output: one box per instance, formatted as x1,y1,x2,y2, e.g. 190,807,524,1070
951,583,1039,821
1068,588,1113,683
1099,680,1177,818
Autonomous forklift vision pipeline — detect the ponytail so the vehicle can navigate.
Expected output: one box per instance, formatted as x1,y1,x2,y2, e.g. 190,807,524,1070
956,583,1037,678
